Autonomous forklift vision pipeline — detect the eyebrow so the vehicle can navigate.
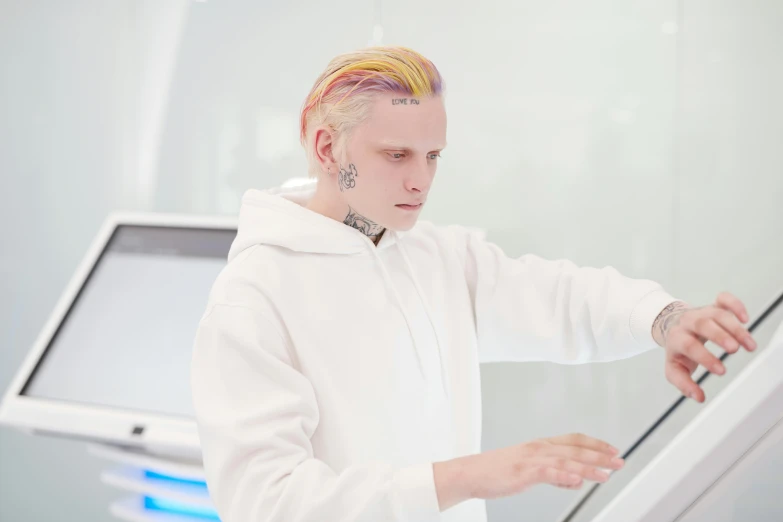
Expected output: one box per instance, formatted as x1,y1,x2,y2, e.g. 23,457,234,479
377,141,447,151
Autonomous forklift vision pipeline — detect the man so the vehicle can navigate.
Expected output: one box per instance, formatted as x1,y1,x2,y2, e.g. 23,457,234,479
190,46,756,522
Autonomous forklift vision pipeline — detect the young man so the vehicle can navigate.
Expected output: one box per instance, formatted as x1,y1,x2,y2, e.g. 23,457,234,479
190,46,757,522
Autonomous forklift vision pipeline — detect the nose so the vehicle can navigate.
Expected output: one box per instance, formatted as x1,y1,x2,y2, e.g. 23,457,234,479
403,161,434,194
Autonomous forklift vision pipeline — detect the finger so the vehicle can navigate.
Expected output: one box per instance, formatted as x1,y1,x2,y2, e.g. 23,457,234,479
691,316,740,359
677,331,725,375
712,305,757,351
715,291,749,323
666,359,705,402
547,433,619,456
531,467,583,489
550,445,625,470
539,457,612,483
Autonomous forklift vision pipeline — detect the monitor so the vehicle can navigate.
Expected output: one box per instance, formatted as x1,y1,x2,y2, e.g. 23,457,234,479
558,288,783,522
0,212,236,459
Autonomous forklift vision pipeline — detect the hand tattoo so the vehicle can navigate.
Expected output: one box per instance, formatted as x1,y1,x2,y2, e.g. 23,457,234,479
652,301,691,346
344,206,385,244
338,164,358,192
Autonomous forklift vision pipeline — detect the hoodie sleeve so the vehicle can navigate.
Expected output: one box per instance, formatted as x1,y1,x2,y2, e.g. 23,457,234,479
451,226,680,364
190,304,442,522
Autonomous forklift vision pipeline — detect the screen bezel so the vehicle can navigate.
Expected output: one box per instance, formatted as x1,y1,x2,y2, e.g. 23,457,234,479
0,211,237,458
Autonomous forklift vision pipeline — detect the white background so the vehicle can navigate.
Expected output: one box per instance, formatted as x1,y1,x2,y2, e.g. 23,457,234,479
1,0,782,520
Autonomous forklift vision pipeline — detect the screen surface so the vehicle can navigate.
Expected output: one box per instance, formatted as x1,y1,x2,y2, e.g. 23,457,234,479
21,224,234,419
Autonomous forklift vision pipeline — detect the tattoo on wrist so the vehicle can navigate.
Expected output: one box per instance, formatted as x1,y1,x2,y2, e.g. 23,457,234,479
392,98,420,105
653,301,690,344
344,206,385,243
338,164,358,192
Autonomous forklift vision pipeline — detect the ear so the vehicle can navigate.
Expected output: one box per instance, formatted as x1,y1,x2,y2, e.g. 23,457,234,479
314,126,339,175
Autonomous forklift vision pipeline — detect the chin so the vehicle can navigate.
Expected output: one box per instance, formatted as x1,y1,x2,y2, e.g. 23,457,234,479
387,217,419,232
384,204,424,232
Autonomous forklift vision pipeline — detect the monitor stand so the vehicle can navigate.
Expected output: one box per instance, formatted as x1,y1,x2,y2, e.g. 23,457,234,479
87,443,218,521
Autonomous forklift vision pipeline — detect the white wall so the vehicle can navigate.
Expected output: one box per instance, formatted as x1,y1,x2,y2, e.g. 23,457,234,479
0,1,138,520
1,1,782,521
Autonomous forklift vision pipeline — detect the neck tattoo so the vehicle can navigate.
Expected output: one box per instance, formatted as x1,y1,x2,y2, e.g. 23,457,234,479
343,206,385,245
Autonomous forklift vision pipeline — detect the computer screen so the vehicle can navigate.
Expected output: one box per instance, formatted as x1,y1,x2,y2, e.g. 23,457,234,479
559,288,783,522
19,224,234,418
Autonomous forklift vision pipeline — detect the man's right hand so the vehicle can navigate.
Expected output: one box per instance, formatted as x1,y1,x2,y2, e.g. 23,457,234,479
433,433,625,512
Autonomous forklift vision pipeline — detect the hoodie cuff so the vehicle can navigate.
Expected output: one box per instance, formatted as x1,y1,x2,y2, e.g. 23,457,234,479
391,463,441,519
629,289,682,349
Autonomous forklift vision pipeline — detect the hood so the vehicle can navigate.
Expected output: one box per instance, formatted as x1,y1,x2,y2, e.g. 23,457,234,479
227,179,401,262
226,178,450,398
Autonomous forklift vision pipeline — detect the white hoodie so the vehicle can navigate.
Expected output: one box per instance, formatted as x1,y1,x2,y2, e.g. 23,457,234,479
190,182,679,522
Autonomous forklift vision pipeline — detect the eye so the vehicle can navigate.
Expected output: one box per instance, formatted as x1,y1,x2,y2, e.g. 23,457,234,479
428,153,441,160
387,152,405,160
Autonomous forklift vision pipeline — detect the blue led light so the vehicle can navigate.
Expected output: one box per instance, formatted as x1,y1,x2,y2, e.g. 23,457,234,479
143,496,220,520
143,470,209,491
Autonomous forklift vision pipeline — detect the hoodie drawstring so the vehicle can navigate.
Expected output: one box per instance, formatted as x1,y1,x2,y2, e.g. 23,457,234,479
368,239,450,399
397,241,451,399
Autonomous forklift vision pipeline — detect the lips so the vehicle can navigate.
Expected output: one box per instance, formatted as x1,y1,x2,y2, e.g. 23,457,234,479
396,203,423,210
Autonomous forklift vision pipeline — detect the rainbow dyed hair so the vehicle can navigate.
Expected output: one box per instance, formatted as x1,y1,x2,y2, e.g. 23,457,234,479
299,46,445,177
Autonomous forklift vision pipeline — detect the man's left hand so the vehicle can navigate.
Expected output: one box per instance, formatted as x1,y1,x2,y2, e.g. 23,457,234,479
652,292,757,403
